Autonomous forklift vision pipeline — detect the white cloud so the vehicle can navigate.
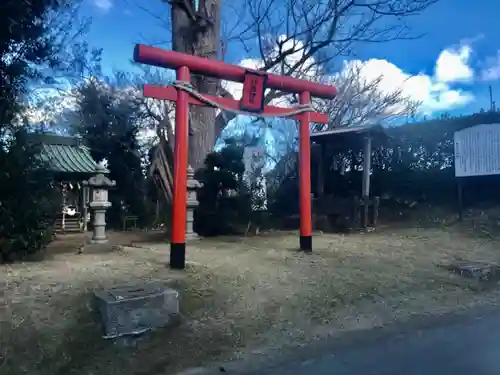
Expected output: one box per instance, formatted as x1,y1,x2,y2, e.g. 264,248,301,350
23,89,77,126
345,58,473,115
92,0,113,12
223,40,474,116
434,45,474,83
480,51,500,81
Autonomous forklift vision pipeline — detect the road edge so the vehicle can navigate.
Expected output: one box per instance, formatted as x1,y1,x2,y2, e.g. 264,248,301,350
172,302,500,375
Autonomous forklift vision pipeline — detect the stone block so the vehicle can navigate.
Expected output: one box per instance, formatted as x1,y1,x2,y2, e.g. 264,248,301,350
438,260,500,290
439,260,500,280
93,283,180,339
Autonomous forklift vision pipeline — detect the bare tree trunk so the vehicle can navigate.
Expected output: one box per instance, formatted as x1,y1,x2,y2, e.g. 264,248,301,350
171,0,221,171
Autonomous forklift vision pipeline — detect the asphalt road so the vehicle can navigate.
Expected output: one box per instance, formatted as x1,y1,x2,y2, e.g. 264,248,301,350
244,311,500,375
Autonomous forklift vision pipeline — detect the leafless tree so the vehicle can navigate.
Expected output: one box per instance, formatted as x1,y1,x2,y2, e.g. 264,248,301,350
129,66,177,204
180,0,436,158
129,66,176,147
140,0,437,206
316,61,421,131
241,0,437,76
232,0,434,174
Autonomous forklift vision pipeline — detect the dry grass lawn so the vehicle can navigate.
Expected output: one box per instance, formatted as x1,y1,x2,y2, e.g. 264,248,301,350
2,224,500,375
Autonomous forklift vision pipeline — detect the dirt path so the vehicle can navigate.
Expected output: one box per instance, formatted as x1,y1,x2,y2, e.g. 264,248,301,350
2,227,500,375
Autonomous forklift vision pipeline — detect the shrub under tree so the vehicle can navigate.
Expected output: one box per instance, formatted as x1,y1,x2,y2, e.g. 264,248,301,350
0,130,60,262
194,144,252,236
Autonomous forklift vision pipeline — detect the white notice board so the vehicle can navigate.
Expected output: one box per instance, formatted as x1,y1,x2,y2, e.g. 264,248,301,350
454,123,500,177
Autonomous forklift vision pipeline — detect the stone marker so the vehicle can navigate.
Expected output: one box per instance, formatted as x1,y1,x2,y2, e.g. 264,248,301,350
186,165,202,241
438,260,500,290
93,283,180,339
439,260,500,280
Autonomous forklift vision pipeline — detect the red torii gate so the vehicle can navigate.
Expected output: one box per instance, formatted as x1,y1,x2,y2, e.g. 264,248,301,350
134,44,337,269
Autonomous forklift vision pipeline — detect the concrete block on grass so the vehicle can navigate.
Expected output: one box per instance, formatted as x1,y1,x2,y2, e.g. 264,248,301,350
93,283,180,339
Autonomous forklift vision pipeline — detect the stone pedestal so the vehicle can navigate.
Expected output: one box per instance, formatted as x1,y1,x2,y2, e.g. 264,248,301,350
186,166,202,241
90,202,111,243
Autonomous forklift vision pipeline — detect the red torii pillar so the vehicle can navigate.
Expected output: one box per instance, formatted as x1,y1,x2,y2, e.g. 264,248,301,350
134,44,337,269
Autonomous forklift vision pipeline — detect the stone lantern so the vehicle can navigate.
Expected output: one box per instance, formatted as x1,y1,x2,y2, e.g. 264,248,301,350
83,163,116,244
186,165,202,241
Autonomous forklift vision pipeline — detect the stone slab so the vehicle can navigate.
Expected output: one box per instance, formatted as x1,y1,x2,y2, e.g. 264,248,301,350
438,260,500,283
93,283,180,339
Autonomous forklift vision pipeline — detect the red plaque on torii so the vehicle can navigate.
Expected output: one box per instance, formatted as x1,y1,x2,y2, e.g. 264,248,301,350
134,44,337,269
240,70,267,112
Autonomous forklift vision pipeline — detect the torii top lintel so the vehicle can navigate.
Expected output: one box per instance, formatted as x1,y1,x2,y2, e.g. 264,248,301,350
134,44,337,100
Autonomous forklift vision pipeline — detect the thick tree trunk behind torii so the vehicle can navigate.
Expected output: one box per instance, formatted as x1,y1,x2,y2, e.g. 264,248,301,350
171,0,221,171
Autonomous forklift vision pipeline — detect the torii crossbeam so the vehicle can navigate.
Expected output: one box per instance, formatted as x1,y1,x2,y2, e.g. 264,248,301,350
134,44,337,269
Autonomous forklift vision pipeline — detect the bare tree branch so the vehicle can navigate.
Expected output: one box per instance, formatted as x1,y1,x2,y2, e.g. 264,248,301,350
241,0,437,80
318,61,420,130
136,0,435,169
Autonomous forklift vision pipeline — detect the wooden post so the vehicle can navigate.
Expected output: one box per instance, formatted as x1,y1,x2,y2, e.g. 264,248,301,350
457,178,463,221
155,199,160,227
361,134,372,228
373,196,380,227
170,66,190,269
317,143,324,198
61,183,67,232
298,91,313,252
82,186,89,232
352,196,359,229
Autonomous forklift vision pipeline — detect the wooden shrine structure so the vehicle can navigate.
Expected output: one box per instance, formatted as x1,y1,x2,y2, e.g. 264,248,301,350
29,133,106,233
310,124,386,230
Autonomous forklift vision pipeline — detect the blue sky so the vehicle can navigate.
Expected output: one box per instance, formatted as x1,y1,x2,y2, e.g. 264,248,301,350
80,0,500,117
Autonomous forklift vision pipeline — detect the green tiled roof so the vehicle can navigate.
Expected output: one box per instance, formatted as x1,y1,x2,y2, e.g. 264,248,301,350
29,134,104,174
39,143,98,174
